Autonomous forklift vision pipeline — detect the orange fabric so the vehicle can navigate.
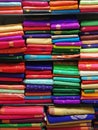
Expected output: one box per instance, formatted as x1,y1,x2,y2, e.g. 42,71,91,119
0,47,26,54
0,31,24,37
0,7,22,10
25,92,51,96
50,5,78,10
80,5,98,9
23,6,50,10
50,1,78,6
82,91,98,97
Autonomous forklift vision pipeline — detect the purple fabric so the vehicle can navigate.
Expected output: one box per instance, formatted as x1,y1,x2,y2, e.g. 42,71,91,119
0,35,22,41
23,21,50,27
55,42,82,46
0,0,21,1
53,99,80,104
24,34,51,38
26,85,53,92
52,96,80,100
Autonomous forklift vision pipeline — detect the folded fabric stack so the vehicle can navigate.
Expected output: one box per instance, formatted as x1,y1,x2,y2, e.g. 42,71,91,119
51,19,81,59
46,106,95,130
0,23,26,104
94,107,98,130
52,61,81,105
79,0,98,12
22,0,50,14
0,0,23,14
0,63,25,104
0,23,25,62
23,19,53,61
50,0,80,14
80,20,98,58
0,106,45,130
79,60,98,104
24,61,53,104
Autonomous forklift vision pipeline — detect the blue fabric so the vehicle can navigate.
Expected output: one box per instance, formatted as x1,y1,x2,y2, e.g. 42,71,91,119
25,96,51,100
52,37,80,43
24,55,52,60
51,10,80,15
47,114,95,123
81,76,98,80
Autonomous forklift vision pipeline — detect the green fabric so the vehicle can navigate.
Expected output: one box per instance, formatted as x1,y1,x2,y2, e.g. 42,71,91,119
54,46,81,49
81,21,98,26
0,89,24,93
53,69,79,76
84,89,96,93
53,81,80,87
25,31,50,34
53,88,80,93
53,93,79,96
54,65,78,71
54,85,81,88
81,48,98,53
53,48,80,53
80,1,98,5
0,123,43,128
0,56,23,61
51,30,80,35
53,77,80,82
52,52,79,55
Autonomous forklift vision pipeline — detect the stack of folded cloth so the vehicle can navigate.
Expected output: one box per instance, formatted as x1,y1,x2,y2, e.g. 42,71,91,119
79,60,98,104
0,62,25,104
0,23,26,62
23,19,53,61
94,107,98,130
50,0,80,14
51,18,81,59
46,106,95,130
23,61,53,104
52,61,81,105
0,0,23,14
79,0,98,12
22,0,50,14
0,106,45,130
80,20,98,59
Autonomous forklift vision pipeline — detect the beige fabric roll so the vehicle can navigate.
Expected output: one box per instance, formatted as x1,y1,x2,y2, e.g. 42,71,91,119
48,106,94,116
0,24,23,33
26,38,52,44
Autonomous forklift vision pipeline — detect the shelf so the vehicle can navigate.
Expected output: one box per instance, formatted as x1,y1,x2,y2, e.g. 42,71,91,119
0,12,98,16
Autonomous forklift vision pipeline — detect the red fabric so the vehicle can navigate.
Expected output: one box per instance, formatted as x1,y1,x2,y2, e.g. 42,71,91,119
24,27,50,31
0,100,25,104
0,106,44,115
27,44,52,48
26,70,52,75
0,47,26,54
0,62,25,73
25,99,52,104
26,75,53,79
26,48,52,52
0,93,24,100
0,10,23,14
0,85,25,90
25,51,51,55
47,127,91,130
81,26,98,32
0,77,23,82
0,128,41,130
82,80,98,84
0,40,25,49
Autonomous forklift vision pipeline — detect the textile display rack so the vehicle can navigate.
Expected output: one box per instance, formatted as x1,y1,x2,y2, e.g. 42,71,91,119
0,0,98,130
